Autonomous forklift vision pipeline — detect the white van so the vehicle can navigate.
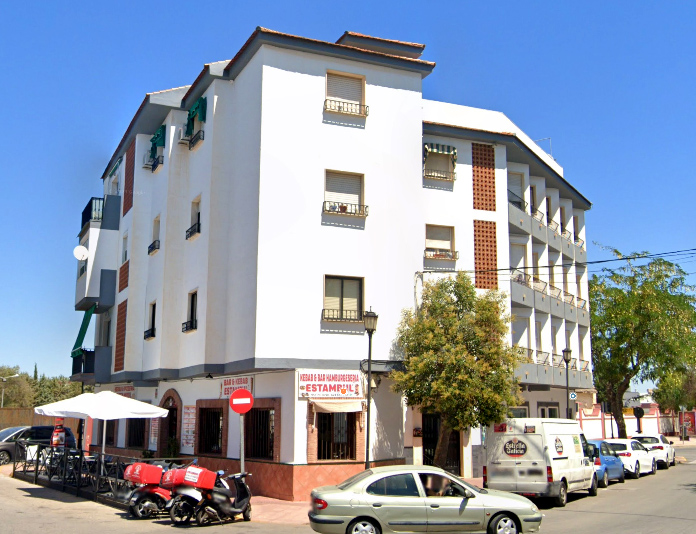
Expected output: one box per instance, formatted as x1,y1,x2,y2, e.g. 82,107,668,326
484,418,597,507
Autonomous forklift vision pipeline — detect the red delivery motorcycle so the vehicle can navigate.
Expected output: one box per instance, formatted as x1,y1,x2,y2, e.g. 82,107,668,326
124,462,174,518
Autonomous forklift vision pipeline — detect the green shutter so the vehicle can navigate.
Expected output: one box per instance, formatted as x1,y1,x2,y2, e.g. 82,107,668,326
71,304,96,358
186,97,207,136
150,125,166,160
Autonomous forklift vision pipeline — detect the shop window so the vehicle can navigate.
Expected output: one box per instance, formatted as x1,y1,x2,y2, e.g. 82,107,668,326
317,412,356,460
245,408,274,459
127,419,146,449
104,420,117,446
198,407,223,454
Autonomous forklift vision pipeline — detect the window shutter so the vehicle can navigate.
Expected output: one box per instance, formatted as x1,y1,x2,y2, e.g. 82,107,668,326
508,173,523,199
426,153,450,172
342,279,360,312
327,74,362,104
325,172,362,205
425,225,452,250
324,278,342,310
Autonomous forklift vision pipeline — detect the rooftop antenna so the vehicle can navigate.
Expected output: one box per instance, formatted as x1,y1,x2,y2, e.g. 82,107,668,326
534,137,553,159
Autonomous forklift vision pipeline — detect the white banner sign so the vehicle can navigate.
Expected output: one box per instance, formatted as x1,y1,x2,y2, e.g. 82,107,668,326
221,375,253,397
298,370,364,399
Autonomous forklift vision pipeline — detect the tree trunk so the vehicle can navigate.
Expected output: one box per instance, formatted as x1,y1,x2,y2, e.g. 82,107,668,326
433,421,453,469
610,390,628,439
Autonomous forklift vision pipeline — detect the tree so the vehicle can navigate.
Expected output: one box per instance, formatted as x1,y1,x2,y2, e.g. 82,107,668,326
653,368,696,413
391,272,521,468
590,250,696,438
0,365,34,408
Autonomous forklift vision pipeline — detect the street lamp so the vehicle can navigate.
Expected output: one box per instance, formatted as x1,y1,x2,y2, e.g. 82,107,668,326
363,308,378,470
1,374,19,409
562,348,572,419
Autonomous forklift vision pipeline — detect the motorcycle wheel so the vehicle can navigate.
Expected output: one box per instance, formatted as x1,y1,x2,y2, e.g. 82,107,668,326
133,496,158,519
242,503,252,522
196,508,215,526
169,499,194,525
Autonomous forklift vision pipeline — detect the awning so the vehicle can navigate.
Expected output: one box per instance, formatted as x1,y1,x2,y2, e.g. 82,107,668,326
150,125,166,160
71,304,96,358
107,157,122,177
423,143,457,167
311,400,365,413
185,96,207,136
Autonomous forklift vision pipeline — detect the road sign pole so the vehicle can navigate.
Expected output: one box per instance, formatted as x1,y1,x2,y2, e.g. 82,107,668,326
240,413,245,474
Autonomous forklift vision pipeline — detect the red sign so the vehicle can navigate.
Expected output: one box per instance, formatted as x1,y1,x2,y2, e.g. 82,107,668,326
229,388,254,414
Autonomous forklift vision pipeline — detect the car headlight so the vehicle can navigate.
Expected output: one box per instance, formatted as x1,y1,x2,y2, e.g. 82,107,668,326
530,504,539,513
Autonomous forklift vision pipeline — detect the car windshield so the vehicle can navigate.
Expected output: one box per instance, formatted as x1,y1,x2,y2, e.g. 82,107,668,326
608,443,627,452
634,437,659,444
337,470,373,490
0,427,24,442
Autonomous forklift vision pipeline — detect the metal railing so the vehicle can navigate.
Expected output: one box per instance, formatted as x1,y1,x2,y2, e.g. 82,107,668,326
548,284,562,299
562,290,575,305
185,222,201,240
322,308,364,322
547,219,559,233
514,347,534,363
579,360,590,371
536,351,551,365
423,168,456,181
323,201,369,217
532,209,545,222
531,276,548,293
561,229,572,240
144,328,156,340
424,248,459,260
574,237,585,248
189,129,204,150
71,350,95,376
81,197,103,229
511,269,531,287
570,358,578,370
148,240,160,255
552,353,564,367
182,320,198,332
576,297,587,310
507,190,527,212
151,155,164,172
324,99,369,117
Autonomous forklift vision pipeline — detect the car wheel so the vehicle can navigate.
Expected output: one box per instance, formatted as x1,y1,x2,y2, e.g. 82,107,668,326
650,459,656,475
488,513,519,534
347,518,381,534
553,481,567,507
633,462,640,479
670,453,676,467
599,470,609,488
0,451,11,465
664,455,670,470
588,474,598,496
618,470,625,483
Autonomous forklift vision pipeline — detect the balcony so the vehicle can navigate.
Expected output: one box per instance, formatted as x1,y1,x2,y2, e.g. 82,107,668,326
81,197,103,230
182,320,198,333
324,99,369,117
510,269,535,308
424,248,459,260
71,349,94,379
548,284,564,318
513,348,593,388
508,191,532,235
560,229,574,259
189,129,204,150
508,190,527,212
186,222,201,240
323,201,369,217
144,328,156,340
423,168,456,182
148,240,160,255
322,309,364,322
151,155,164,173
515,347,534,364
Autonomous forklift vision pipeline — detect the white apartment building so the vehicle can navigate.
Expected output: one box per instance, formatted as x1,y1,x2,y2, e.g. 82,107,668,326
71,28,593,500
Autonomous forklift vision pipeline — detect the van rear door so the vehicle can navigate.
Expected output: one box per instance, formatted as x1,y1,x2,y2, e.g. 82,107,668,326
486,423,518,492
513,430,546,494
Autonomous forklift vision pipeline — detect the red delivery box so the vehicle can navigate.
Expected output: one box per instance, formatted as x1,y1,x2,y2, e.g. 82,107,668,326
160,466,216,490
124,462,164,485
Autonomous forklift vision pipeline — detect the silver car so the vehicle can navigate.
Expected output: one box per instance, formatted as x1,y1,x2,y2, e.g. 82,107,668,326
309,465,542,534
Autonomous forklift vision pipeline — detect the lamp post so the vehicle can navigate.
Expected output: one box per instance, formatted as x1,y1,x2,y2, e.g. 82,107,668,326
363,309,378,470
1,374,19,409
562,348,572,419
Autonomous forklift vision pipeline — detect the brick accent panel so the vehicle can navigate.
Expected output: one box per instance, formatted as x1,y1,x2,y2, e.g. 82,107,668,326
114,300,127,372
123,141,135,215
194,399,229,458
472,143,496,211
248,398,281,463
118,260,129,292
158,389,183,456
306,403,365,464
473,220,498,289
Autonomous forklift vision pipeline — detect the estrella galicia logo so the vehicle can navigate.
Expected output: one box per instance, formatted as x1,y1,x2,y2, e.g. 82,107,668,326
555,437,564,455
503,438,527,457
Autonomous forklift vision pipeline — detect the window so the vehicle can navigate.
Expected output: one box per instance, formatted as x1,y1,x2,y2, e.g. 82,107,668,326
560,206,567,232
145,302,156,339
419,473,466,498
548,406,559,418
324,171,366,216
509,407,528,418
530,185,537,212
102,316,111,346
77,238,88,278
367,474,420,497
187,198,201,239
661,435,670,445
573,216,580,240
104,420,116,446
631,441,646,452
423,153,453,181
198,407,223,454
109,175,119,195
127,419,146,449
325,72,366,116
183,291,198,332
425,225,457,259
245,408,274,459
510,243,526,271
507,172,525,210
153,217,160,242
317,412,356,460
539,407,546,418
323,276,362,321
539,404,559,418
122,234,128,263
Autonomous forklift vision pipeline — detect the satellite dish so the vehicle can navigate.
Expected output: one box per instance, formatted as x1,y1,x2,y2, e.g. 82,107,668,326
73,245,89,261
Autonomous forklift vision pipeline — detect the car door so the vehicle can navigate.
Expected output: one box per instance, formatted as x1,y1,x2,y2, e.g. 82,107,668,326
631,441,651,471
660,435,674,463
600,442,623,479
364,473,428,533
418,473,485,533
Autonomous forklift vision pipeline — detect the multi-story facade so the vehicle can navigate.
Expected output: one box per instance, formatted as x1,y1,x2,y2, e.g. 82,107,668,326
71,28,592,499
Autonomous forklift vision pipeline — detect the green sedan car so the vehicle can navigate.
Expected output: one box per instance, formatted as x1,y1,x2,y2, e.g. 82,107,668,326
309,466,542,534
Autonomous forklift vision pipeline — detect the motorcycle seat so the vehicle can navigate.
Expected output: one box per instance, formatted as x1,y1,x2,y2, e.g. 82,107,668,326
212,487,236,498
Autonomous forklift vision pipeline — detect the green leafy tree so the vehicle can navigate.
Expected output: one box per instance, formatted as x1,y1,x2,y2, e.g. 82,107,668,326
0,365,34,408
33,374,87,406
590,250,696,438
391,272,521,468
653,368,696,413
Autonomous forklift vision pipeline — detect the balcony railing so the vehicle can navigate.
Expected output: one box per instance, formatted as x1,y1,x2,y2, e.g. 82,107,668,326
576,297,587,310
562,290,575,305
186,222,201,240
561,229,572,240
189,129,204,150
144,328,156,340
71,350,95,376
424,248,459,260
182,320,198,332
323,201,369,217
324,99,369,117
81,197,104,229
574,237,585,248
552,353,564,367
548,284,562,299
322,309,364,322
531,276,547,293
532,209,544,222
579,360,590,372
511,269,531,287
547,219,559,233
514,347,534,364
148,240,160,255
536,351,551,366
151,155,164,173
423,168,456,181
570,358,578,370
507,190,527,212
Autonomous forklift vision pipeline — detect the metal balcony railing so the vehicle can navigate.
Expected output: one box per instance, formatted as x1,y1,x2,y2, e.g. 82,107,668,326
561,229,572,240
423,168,456,181
323,99,369,117
424,248,459,260
536,351,551,365
322,309,364,322
186,222,201,240
552,353,564,367
548,284,562,299
532,209,545,222
144,328,156,340
511,269,532,287
576,297,587,310
81,197,103,229
323,201,369,217
514,347,534,363
570,358,578,370
575,237,585,248
507,190,527,212
562,290,575,305
579,360,590,371
182,320,197,332
547,219,559,233
151,155,164,172
189,129,204,150
148,240,160,255
531,276,547,293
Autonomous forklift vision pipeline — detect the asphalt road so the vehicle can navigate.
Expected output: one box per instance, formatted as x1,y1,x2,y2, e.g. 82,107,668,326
1,448,695,534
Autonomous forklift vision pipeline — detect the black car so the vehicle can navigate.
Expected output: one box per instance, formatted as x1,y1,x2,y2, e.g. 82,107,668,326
0,425,77,464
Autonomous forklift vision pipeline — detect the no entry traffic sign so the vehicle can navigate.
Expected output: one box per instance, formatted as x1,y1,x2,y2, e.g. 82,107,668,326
229,388,254,414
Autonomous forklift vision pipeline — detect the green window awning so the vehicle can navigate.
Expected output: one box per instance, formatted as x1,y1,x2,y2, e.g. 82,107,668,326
423,143,457,167
185,96,207,136
108,157,122,177
71,304,96,358
150,125,166,160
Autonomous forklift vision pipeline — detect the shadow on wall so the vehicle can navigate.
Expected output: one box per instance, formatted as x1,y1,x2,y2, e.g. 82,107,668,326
320,320,366,335
321,213,366,230
422,178,455,192
322,112,366,129
372,377,405,461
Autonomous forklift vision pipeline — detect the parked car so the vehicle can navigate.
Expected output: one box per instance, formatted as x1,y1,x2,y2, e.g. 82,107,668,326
0,425,76,465
605,438,656,478
484,418,597,507
309,465,543,534
587,439,626,487
631,433,676,469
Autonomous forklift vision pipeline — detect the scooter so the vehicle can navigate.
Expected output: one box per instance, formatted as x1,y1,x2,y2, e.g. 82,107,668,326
194,472,252,526
164,465,228,525
124,462,179,519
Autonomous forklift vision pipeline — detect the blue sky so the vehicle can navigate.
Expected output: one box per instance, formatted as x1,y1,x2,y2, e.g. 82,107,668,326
0,1,694,379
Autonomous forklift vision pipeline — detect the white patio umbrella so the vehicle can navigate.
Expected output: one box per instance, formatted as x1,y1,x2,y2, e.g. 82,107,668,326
35,391,168,458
